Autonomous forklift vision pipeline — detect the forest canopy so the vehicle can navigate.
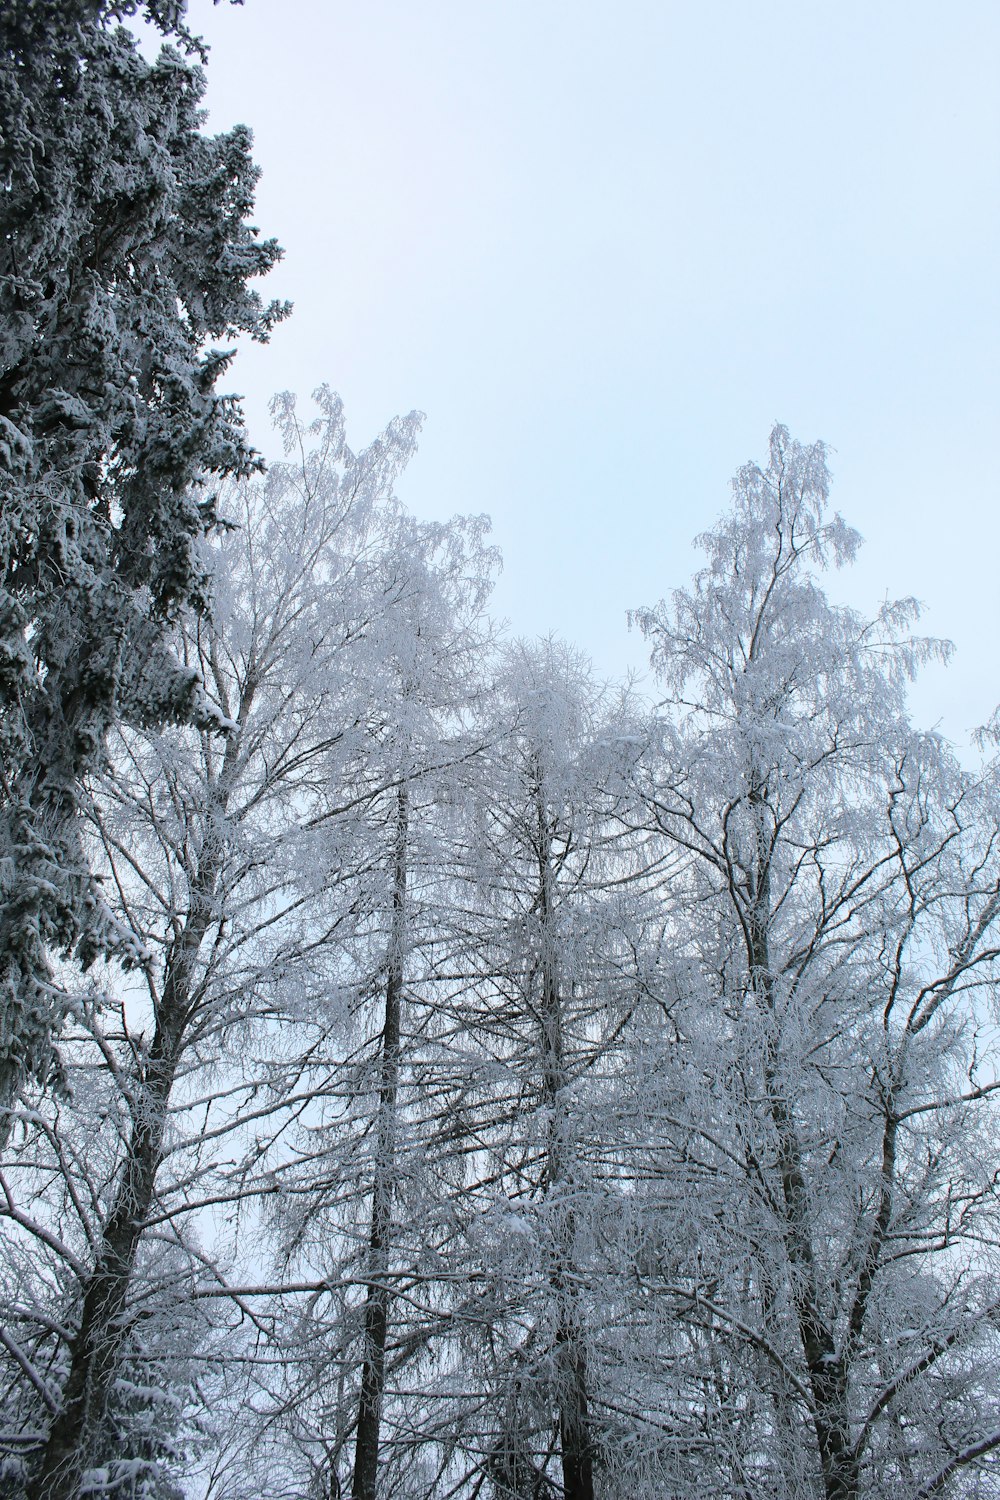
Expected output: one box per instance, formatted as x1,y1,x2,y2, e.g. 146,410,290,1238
0,7,997,1500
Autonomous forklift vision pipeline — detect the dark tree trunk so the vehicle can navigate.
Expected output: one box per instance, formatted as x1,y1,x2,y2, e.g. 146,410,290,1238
27,834,223,1500
351,785,408,1500
744,794,859,1500
26,1005,182,1500
536,791,595,1500
556,1323,595,1500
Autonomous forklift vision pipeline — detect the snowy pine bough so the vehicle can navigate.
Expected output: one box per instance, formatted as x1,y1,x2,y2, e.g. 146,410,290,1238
0,0,288,1122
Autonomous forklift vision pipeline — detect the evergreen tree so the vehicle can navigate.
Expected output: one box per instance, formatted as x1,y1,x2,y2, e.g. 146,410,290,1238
0,0,288,1114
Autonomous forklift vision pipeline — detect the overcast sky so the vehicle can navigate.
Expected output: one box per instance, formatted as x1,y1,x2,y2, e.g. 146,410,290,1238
152,1,998,748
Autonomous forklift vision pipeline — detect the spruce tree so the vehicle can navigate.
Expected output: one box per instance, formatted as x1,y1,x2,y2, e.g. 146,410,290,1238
0,0,288,1113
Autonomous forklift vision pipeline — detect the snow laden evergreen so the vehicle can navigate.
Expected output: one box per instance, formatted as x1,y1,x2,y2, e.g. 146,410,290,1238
0,0,288,1118
0,417,997,1499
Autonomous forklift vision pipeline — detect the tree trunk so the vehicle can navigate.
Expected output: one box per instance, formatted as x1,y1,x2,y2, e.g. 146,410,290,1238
745,799,859,1500
537,795,594,1500
26,1003,182,1499
351,785,408,1500
27,849,220,1500
555,1322,594,1500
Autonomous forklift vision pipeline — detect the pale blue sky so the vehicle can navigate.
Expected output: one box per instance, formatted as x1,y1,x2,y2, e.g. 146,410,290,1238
158,1,998,745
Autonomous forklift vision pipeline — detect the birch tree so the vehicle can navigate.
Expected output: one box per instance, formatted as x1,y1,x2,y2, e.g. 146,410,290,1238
0,391,421,1499
632,426,1000,1500
232,509,497,1500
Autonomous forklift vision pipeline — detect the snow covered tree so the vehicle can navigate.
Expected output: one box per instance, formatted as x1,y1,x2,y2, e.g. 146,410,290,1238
0,391,420,1499
424,641,661,1500
5,390,997,1500
226,503,498,1500
632,426,1000,1500
0,0,288,1117
344,515,495,1500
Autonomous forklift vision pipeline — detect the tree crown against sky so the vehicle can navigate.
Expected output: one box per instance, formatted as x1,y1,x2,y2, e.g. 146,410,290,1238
629,429,1000,1500
160,0,998,743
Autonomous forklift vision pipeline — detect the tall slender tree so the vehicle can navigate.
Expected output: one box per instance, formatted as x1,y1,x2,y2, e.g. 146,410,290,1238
442,641,657,1500
0,392,421,1499
241,509,497,1500
633,426,1000,1500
